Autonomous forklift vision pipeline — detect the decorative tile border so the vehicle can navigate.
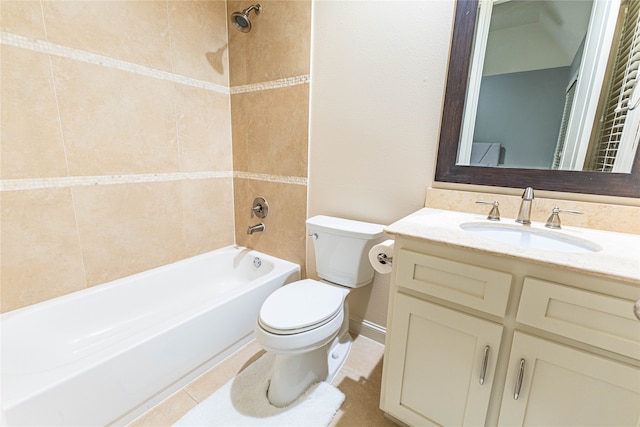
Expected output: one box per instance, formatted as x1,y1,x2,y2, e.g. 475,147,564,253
0,31,229,94
0,31,310,192
1,32,311,95
0,171,307,191
234,171,308,185
0,172,232,191
230,75,311,94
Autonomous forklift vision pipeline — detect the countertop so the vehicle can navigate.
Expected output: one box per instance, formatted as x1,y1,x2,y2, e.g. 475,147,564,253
385,208,640,284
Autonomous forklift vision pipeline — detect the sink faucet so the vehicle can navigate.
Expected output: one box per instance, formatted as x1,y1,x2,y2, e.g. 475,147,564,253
516,187,534,225
247,223,265,235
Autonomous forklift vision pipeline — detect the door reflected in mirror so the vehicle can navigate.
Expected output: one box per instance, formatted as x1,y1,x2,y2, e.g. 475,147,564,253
457,0,639,173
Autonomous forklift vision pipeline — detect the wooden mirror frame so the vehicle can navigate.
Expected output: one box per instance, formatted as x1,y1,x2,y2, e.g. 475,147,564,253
434,0,640,198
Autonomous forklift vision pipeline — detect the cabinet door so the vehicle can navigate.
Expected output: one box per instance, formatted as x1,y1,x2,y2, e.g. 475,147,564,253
384,293,503,426
499,332,640,426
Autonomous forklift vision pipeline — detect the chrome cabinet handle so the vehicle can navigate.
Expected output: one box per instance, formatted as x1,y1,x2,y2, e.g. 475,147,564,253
514,359,525,400
479,345,490,385
634,300,640,320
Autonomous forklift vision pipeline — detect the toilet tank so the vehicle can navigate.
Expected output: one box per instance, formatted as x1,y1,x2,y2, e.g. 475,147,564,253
306,215,385,288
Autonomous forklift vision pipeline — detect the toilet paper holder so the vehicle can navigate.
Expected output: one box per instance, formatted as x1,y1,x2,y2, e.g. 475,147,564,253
376,253,393,267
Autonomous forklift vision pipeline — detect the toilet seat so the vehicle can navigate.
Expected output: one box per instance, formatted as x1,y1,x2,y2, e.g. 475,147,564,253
258,279,345,335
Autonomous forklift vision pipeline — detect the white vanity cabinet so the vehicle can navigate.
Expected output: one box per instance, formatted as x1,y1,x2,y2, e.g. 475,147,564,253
498,332,640,426
380,235,640,427
384,293,503,426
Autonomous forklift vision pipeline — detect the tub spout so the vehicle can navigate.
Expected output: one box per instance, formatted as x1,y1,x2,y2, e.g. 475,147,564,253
247,223,265,235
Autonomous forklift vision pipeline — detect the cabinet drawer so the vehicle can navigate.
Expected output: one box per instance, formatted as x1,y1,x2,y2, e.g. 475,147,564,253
396,249,512,316
517,277,640,360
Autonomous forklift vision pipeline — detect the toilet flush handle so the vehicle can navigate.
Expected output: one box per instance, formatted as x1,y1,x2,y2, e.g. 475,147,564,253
308,233,318,240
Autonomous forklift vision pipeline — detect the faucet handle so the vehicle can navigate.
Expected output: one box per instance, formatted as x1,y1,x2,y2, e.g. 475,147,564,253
251,196,269,219
476,200,500,221
545,206,583,229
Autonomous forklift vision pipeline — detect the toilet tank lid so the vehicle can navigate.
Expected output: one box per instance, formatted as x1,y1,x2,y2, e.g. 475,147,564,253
306,215,385,239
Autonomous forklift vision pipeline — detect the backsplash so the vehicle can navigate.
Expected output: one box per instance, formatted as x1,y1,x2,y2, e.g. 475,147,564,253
426,188,640,234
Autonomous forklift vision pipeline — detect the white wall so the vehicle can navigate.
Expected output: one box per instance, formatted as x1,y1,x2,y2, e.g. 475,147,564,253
307,0,456,330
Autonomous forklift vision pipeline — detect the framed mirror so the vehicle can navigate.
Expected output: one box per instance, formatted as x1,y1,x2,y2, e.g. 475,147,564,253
435,0,640,198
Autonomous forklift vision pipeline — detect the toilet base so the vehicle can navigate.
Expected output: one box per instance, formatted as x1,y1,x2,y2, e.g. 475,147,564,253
266,328,353,408
268,346,329,407
327,328,353,382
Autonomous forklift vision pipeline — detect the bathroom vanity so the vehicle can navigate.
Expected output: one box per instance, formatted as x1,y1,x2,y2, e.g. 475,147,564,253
380,208,640,426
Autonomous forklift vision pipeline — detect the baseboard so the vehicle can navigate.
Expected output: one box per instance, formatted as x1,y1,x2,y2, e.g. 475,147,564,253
349,316,386,345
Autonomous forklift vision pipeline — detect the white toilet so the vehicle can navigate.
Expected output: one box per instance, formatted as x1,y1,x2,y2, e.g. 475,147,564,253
255,215,385,407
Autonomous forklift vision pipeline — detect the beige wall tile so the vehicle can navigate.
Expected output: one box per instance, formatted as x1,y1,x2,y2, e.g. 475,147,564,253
42,1,172,72
51,57,179,176
234,179,307,271
168,1,229,85
1,46,68,179
228,0,311,86
0,189,86,313
73,182,187,286
174,84,232,172
181,178,235,257
231,84,309,177
0,1,46,39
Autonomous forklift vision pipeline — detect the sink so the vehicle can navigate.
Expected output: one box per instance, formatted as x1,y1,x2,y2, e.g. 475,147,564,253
460,222,602,253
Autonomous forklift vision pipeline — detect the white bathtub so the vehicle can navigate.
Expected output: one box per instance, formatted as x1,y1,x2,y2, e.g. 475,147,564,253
1,245,300,426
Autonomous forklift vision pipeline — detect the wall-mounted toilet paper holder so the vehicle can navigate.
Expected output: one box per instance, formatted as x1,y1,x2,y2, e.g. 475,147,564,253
376,253,392,267
370,239,394,274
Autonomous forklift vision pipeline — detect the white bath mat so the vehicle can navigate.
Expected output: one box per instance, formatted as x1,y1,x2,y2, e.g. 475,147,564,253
173,353,345,427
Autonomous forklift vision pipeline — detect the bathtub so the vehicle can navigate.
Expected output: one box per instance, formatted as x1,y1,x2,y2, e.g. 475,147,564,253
1,246,300,426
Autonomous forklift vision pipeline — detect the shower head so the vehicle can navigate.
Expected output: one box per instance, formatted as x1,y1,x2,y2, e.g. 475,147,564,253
231,4,262,33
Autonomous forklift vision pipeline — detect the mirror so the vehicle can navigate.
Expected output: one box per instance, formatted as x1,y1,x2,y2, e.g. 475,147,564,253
435,0,640,197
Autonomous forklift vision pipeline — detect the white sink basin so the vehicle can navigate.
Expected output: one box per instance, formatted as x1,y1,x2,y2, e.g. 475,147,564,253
460,222,602,253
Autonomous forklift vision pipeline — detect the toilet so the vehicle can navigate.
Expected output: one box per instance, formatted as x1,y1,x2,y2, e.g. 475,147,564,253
255,215,385,407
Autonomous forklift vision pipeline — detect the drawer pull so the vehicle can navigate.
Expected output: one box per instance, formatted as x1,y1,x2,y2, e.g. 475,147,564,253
479,345,490,385
514,359,526,400
634,300,640,321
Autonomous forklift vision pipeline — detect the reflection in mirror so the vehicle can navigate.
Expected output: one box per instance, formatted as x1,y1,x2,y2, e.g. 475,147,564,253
457,0,639,173
434,0,640,197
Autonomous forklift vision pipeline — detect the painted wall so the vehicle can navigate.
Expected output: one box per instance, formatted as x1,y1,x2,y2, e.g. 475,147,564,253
473,67,568,168
307,1,456,328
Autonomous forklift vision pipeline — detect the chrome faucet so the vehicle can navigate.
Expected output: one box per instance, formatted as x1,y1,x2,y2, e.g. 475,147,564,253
247,223,265,235
515,187,534,225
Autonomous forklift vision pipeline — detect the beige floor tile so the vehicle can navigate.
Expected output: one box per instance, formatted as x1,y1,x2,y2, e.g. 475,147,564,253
184,340,266,403
330,335,396,427
129,334,396,426
128,391,197,427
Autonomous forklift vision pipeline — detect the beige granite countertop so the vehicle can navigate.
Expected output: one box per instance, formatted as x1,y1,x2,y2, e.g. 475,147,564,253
385,208,640,284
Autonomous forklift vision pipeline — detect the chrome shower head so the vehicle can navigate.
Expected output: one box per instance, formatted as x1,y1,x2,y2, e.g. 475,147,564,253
231,4,262,33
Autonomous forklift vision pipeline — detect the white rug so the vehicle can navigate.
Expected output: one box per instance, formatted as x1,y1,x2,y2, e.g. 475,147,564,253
173,354,345,426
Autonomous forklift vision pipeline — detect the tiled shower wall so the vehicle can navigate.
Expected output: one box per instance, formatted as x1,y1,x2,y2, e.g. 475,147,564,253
0,0,311,313
229,0,311,270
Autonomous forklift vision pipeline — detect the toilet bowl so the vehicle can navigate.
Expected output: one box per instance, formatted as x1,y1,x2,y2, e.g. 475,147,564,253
255,215,385,407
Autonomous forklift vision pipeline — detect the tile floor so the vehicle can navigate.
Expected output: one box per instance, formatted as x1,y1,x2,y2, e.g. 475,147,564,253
129,334,398,427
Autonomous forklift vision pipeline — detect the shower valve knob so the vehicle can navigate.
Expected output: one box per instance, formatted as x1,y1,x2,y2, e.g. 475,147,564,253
251,197,269,219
